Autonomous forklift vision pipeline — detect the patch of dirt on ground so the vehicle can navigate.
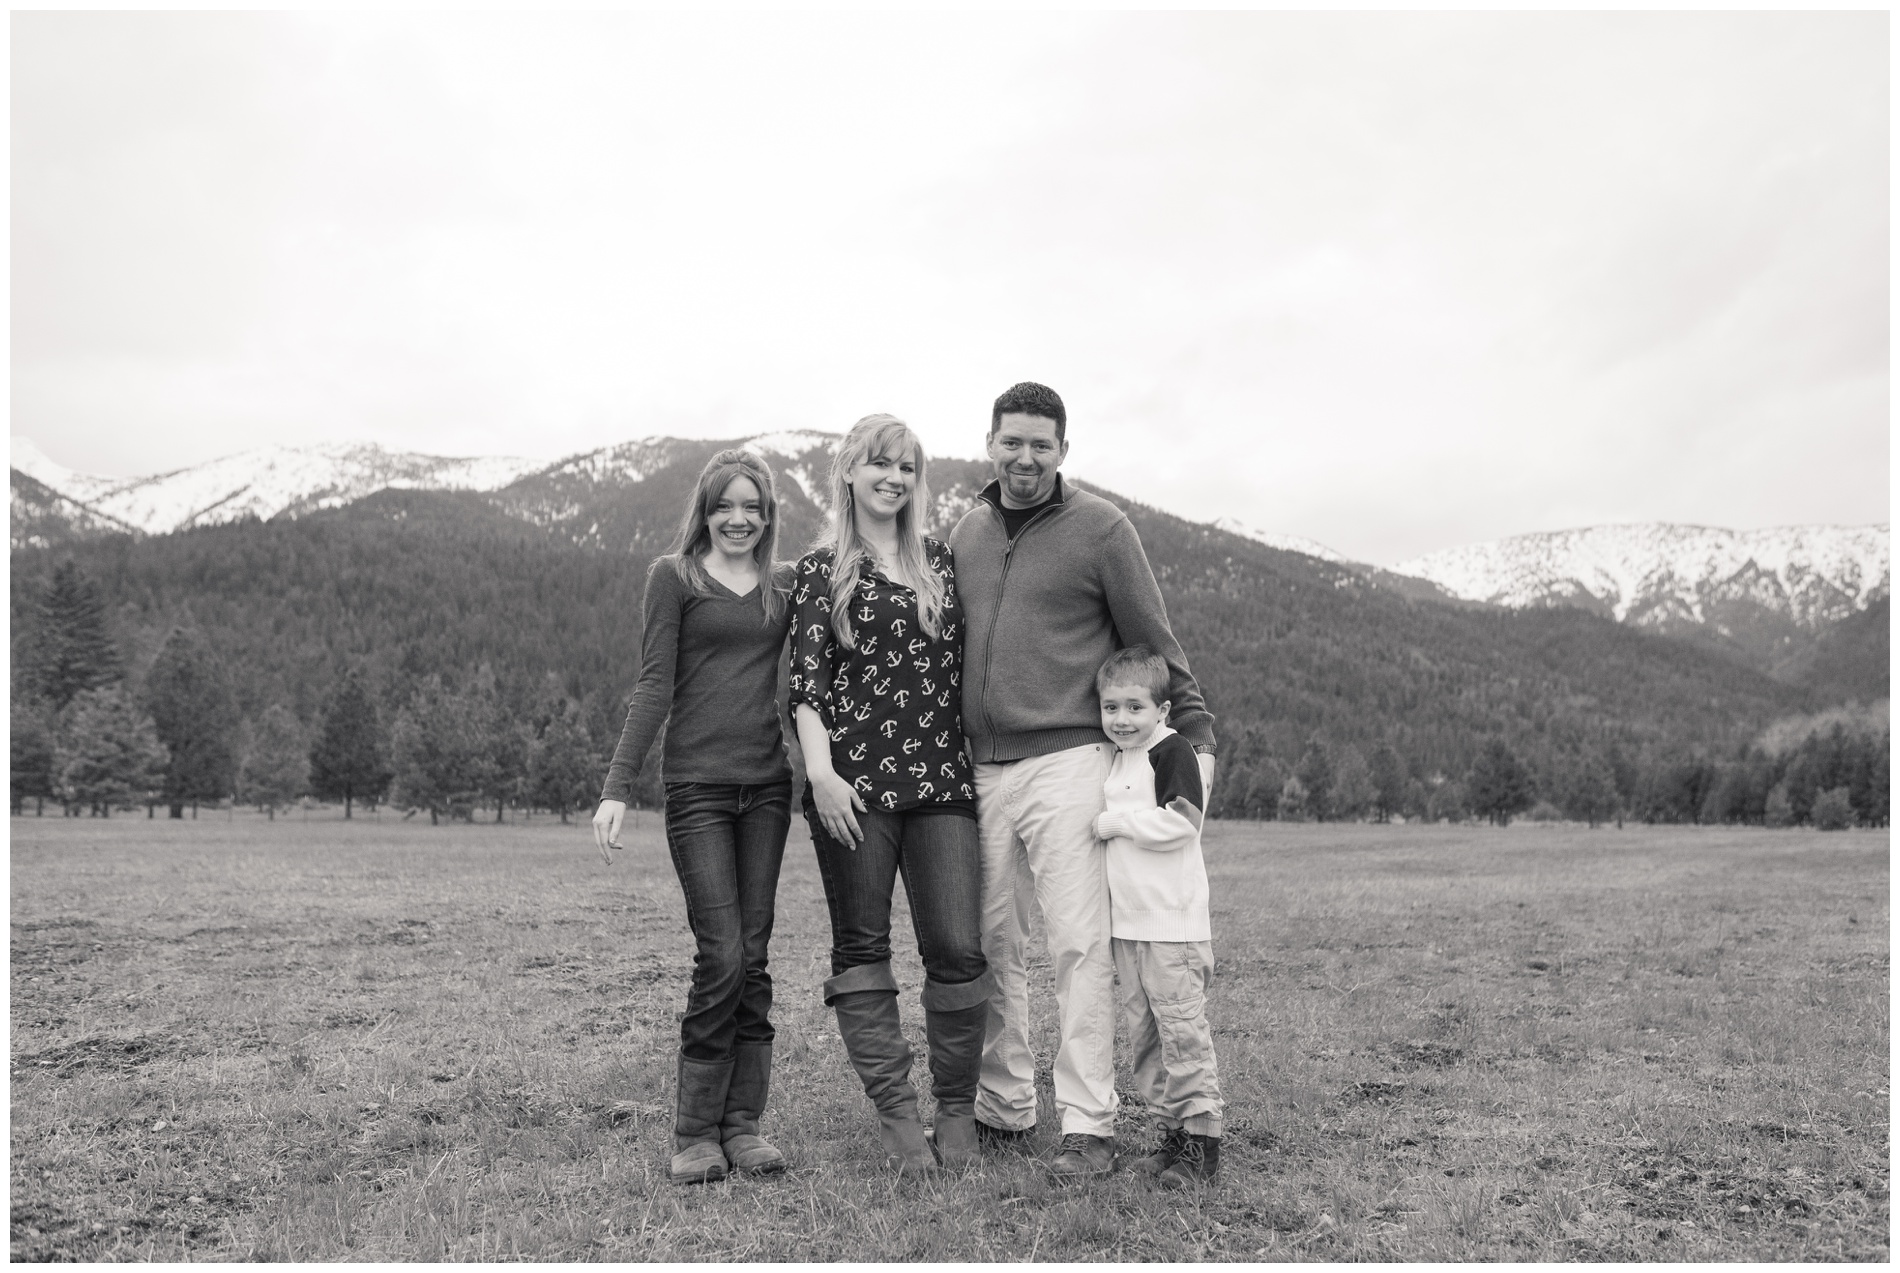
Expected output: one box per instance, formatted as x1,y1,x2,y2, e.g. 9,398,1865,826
15,1032,198,1075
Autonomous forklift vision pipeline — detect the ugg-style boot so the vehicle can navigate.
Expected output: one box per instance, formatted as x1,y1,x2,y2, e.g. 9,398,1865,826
670,1053,734,1185
721,1040,786,1174
825,962,935,1175
922,971,993,1168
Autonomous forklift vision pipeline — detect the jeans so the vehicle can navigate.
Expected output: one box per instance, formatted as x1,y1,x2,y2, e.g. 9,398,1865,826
804,804,987,986
663,780,792,1062
973,742,1120,1137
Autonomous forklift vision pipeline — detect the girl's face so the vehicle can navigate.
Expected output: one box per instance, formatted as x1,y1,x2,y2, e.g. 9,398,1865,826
706,474,766,561
847,446,916,525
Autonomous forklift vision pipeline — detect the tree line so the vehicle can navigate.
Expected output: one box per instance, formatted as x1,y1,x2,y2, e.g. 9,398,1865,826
10,562,645,822
15,557,1886,832
1204,710,1889,830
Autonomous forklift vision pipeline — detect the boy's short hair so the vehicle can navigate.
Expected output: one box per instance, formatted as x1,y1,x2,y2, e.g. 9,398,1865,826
1096,645,1170,704
990,382,1067,440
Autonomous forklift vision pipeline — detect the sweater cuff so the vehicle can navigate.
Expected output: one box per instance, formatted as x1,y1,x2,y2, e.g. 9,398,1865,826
1096,812,1132,841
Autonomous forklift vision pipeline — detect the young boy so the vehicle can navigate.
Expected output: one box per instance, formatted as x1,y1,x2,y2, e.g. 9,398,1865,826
1092,645,1223,1187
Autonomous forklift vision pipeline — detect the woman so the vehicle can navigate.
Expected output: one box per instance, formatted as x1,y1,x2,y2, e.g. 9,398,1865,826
790,414,992,1173
593,449,795,1186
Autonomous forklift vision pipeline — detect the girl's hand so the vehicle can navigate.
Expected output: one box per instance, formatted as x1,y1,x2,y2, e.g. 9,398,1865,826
808,769,867,846
592,799,628,865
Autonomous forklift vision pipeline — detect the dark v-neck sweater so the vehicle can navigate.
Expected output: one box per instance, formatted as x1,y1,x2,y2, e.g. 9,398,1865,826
599,557,794,802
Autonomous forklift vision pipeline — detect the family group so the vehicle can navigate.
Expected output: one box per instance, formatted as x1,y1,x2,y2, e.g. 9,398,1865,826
590,382,1225,1190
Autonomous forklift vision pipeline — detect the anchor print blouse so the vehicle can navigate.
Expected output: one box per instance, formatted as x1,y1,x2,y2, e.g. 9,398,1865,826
788,539,976,817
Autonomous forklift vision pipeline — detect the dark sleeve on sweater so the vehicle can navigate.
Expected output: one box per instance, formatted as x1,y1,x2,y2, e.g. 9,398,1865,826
1150,733,1205,822
1098,518,1217,750
599,559,682,804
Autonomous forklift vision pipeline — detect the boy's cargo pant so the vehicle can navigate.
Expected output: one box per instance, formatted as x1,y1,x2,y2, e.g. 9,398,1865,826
1113,936,1223,1136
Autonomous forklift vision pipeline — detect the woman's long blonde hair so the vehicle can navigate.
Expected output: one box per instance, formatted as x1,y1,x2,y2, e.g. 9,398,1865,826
822,415,944,649
668,448,786,625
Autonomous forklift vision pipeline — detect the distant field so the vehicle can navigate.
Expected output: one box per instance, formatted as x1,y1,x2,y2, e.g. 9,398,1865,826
10,813,1889,1261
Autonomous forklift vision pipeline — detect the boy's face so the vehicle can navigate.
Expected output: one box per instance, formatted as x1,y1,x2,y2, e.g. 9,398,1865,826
1099,683,1169,751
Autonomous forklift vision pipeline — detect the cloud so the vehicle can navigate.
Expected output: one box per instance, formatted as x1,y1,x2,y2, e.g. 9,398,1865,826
10,12,1887,563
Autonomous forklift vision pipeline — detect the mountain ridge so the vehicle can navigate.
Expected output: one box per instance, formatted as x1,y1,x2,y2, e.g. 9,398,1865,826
11,433,1887,695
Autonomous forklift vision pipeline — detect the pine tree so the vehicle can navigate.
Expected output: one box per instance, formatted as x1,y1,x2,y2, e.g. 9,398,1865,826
54,686,168,815
33,562,120,710
1811,786,1855,831
527,704,598,823
11,702,57,815
1426,779,1467,824
1294,741,1335,822
1330,745,1376,822
1276,774,1310,822
241,704,309,820
1368,743,1408,823
144,626,239,818
1564,750,1620,828
1467,738,1535,827
308,669,389,818
389,676,498,825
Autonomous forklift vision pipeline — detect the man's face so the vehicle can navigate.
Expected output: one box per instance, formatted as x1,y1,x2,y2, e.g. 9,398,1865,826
987,412,1068,508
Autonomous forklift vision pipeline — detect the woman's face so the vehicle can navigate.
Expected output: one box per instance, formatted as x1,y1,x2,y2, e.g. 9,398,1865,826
706,474,766,561
847,446,916,526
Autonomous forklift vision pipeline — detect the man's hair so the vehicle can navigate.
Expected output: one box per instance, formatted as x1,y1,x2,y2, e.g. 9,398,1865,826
990,382,1067,440
1096,645,1170,705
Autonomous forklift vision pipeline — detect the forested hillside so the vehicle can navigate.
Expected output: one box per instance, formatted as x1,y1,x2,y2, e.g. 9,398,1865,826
16,444,1869,829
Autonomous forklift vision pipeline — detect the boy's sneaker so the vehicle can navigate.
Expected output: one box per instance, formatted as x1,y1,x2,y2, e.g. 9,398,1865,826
1048,1133,1117,1180
1157,1134,1220,1189
1133,1126,1189,1176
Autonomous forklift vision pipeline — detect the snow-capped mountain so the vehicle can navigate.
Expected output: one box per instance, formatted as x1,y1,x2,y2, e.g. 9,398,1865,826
1396,523,1889,632
1211,518,1350,564
9,437,549,537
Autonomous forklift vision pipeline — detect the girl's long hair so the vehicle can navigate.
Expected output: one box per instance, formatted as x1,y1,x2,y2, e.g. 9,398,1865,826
668,448,786,625
822,414,944,649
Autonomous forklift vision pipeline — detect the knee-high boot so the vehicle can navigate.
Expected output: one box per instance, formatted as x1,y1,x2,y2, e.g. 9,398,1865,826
670,1053,733,1185
825,962,935,1174
923,970,993,1167
721,1040,786,1174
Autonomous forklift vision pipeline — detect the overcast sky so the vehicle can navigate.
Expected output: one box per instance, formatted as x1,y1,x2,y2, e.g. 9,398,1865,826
12,12,1888,564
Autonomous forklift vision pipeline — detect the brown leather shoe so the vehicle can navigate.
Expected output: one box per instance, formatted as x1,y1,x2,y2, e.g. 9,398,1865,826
1048,1132,1116,1180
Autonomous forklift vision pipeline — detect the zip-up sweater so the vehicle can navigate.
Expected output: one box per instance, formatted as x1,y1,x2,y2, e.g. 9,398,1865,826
1097,725,1210,943
948,477,1216,763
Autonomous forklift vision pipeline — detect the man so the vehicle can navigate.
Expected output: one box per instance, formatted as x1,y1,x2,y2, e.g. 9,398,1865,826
948,381,1217,1180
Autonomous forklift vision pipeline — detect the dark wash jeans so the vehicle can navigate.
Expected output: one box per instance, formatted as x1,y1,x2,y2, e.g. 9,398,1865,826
663,780,792,1062
805,802,987,986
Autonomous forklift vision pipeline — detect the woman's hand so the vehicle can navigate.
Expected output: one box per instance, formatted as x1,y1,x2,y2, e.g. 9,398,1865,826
807,769,866,846
592,799,628,865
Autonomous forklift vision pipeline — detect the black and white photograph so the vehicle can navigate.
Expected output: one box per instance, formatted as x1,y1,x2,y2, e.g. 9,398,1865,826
9,10,1888,1262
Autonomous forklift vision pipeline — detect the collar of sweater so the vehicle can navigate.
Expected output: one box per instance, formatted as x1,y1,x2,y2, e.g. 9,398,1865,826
1112,722,1177,758
977,472,1068,514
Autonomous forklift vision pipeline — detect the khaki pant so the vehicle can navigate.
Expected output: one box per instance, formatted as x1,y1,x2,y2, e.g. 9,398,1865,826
1113,937,1223,1136
973,743,1119,1137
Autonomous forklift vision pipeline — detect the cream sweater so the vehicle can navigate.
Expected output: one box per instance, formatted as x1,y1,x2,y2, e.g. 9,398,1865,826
1094,725,1210,943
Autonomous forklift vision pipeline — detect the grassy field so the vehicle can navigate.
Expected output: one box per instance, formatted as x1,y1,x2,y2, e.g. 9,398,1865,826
9,812,1889,1262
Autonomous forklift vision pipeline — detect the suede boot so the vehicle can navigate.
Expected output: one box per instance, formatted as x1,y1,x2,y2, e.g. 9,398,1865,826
922,971,993,1168
670,1053,733,1185
825,962,935,1175
721,1040,786,1174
